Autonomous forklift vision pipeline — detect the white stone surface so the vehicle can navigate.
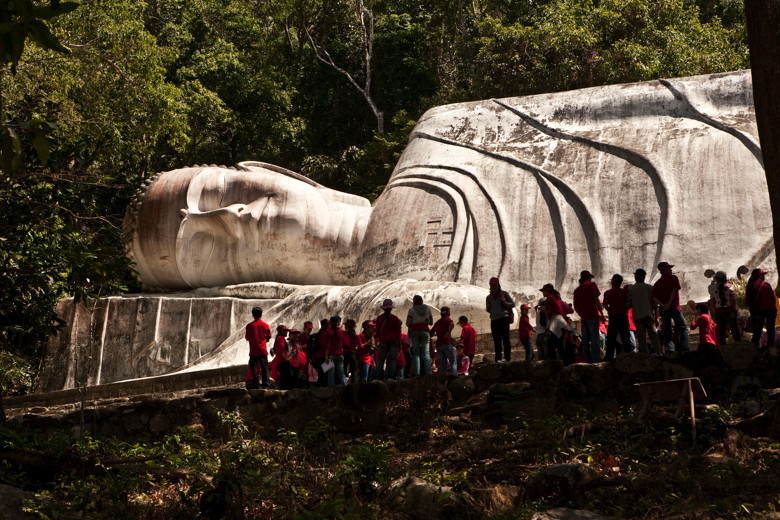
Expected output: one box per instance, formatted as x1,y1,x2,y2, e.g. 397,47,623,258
126,70,773,301
40,280,494,390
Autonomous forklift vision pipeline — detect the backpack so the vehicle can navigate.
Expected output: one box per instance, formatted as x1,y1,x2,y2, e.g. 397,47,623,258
560,300,574,316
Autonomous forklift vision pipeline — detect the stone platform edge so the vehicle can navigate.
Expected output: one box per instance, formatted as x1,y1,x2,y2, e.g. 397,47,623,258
5,365,245,410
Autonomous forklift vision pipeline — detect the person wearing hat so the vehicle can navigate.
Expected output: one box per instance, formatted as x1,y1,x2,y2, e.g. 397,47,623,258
518,304,535,361
603,274,631,360
245,307,272,389
375,299,403,380
357,321,377,382
272,325,292,389
747,268,776,347
486,277,516,363
652,262,689,353
287,329,308,389
627,268,660,354
573,270,605,363
708,270,741,344
540,283,565,360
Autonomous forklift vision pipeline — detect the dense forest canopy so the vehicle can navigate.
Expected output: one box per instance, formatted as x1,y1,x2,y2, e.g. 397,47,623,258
0,0,749,388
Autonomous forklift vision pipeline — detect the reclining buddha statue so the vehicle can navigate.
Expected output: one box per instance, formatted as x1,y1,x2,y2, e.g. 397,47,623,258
125,69,772,301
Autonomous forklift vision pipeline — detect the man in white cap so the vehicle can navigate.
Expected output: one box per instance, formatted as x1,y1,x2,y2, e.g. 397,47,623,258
375,298,403,380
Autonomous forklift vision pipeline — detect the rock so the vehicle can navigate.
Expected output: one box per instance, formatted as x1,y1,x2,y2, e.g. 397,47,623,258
559,364,614,399
531,508,611,520
387,476,477,519
720,342,760,371
470,485,521,515
525,463,600,503
613,353,662,375
447,376,477,403
741,400,762,417
0,483,33,520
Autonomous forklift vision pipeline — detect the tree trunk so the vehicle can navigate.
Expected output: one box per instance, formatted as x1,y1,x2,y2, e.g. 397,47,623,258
745,1,780,280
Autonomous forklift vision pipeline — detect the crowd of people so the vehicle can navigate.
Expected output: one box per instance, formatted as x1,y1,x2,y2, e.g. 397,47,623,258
244,298,477,390
245,263,778,389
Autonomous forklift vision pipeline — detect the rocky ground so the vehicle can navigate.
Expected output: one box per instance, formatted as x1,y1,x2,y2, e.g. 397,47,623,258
2,342,780,520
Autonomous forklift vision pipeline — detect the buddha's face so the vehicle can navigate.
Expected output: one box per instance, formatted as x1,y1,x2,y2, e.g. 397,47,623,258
128,163,371,289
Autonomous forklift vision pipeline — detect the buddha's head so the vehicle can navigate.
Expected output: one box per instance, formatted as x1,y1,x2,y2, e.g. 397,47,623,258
124,162,371,289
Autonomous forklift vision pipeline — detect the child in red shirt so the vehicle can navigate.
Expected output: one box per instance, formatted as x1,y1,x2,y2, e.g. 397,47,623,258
457,316,477,365
518,304,535,360
456,344,470,376
356,321,376,382
691,303,717,350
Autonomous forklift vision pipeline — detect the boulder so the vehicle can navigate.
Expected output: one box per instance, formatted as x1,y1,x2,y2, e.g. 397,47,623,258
387,476,478,519
525,463,601,504
531,508,611,520
0,483,33,520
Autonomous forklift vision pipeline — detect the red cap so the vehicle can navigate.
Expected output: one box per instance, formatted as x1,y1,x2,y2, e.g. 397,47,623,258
276,325,289,332
521,304,530,310
579,270,594,280
657,262,674,271
489,277,500,285
289,329,300,334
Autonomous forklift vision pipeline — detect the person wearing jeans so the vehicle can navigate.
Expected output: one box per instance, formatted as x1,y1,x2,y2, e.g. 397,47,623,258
652,262,689,353
573,270,604,363
406,295,433,376
375,299,403,380
486,277,516,362
431,307,457,376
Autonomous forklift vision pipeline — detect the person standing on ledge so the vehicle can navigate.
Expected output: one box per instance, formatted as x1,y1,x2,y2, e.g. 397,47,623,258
573,270,604,363
652,261,689,353
406,295,434,376
748,268,777,348
375,299,403,380
246,307,271,389
486,277,515,363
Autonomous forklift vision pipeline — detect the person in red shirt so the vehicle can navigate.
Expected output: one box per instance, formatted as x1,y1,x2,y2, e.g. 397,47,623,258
541,283,564,360
573,270,604,363
298,321,313,356
603,274,631,361
313,319,331,387
273,325,294,389
342,319,360,383
456,344,470,375
690,303,717,350
431,306,457,376
652,261,690,353
375,299,403,380
326,316,346,386
396,332,411,379
357,321,376,382
749,268,777,347
518,304,535,361
457,316,477,365
245,307,271,389
288,329,307,389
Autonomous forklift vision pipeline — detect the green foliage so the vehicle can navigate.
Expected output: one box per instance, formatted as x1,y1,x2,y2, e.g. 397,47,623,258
215,408,248,442
336,441,394,498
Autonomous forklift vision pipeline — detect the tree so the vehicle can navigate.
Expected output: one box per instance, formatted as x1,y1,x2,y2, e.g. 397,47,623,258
306,0,385,135
744,0,780,279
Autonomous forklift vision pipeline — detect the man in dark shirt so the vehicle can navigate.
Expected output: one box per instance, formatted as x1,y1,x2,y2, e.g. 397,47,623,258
652,262,689,353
